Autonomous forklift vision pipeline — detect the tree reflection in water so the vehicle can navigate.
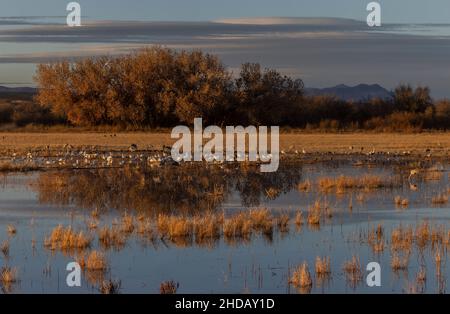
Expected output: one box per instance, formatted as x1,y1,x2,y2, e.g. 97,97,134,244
33,163,303,215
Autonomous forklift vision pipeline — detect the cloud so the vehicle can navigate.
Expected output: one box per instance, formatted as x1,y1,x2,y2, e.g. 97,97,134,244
0,18,450,97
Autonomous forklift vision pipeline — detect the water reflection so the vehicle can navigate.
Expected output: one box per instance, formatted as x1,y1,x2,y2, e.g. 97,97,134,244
33,163,303,214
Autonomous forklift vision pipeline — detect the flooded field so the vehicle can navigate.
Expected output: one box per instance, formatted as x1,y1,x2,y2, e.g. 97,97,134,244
0,156,449,294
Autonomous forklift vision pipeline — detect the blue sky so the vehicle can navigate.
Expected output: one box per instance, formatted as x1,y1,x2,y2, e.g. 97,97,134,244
0,0,449,23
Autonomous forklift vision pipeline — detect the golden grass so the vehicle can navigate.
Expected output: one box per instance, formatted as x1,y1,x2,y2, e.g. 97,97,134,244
297,180,311,192
343,256,363,285
295,210,304,228
157,214,170,236
87,220,99,230
435,249,442,270
431,225,445,247
315,257,331,276
249,208,274,235
416,268,426,284
265,187,280,200
394,196,409,208
423,170,443,182
290,262,313,288
356,193,365,203
91,208,100,219
44,225,91,251
136,218,152,235
391,254,409,271
78,251,108,271
0,267,17,283
391,225,413,252
98,226,126,249
318,175,395,193
368,224,385,253
167,216,193,240
307,202,322,226
99,280,121,294
1,240,9,257
432,194,448,205
193,213,221,242
276,213,290,233
120,213,135,234
160,280,178,294
415,221,430,249
7,224,16,235
223,212,252,239
1,133,449,157
0,162,39,173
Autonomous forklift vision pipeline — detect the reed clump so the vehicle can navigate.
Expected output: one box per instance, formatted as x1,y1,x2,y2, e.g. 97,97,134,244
368,224,385,253
315,256,331,277
44,225,92,251
1,240,9,257
276,213,290,233
307,202,322,226
343,256,363,286
432,194,448,205
391,225,413,252
99,279,121,294
120,213,135,234
223,212,252,239
98,226,126,249
249,208,274,235
295,210,304,228
391,253,409,271
394,196,409,208
415,221,430,249
7,224,16,235
78,250,108,271
160,280,179,294
297,180,311,192
193,213,222,243
0,267,17,284
290,262,313,288
318,175,395,193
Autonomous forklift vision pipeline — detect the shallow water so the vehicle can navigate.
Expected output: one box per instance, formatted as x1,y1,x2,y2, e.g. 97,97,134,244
0,158,449,294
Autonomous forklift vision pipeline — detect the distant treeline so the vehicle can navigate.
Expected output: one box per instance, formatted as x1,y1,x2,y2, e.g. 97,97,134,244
1,47,449,131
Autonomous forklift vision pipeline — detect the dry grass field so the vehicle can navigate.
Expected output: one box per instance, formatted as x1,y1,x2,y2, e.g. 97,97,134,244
0,132,448,156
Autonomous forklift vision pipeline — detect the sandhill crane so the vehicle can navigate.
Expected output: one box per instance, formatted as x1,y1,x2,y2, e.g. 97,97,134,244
408,169,419,190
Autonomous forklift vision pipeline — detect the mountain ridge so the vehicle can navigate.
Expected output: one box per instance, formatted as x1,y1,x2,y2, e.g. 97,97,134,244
305,84,393,101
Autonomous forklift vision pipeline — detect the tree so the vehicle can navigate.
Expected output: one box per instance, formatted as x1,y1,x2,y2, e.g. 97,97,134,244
234,63,304,125
393,85,432,113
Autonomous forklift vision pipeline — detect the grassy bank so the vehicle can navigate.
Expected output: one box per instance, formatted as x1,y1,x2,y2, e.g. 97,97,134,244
0,132,448,156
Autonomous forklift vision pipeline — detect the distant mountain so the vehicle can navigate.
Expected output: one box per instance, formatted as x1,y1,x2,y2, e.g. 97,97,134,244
305,84,393,101
0,86,36,94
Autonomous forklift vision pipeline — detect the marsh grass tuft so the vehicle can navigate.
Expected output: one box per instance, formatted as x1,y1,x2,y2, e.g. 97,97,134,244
7,224,16,235
98,226,126,249
1,240,9,257
318,175,396,194
297,180,311,192
44,225,92,251
99,279,121,294
290,262,313,289
78,250,108,271
391,253,409,271
160,280,179,294
0,267,17,284
343,256,363,287
315,256,331,277
432,194,448,205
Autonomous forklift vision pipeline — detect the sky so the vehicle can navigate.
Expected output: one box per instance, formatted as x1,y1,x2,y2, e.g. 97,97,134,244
0,1,449,98
0,0,449,23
